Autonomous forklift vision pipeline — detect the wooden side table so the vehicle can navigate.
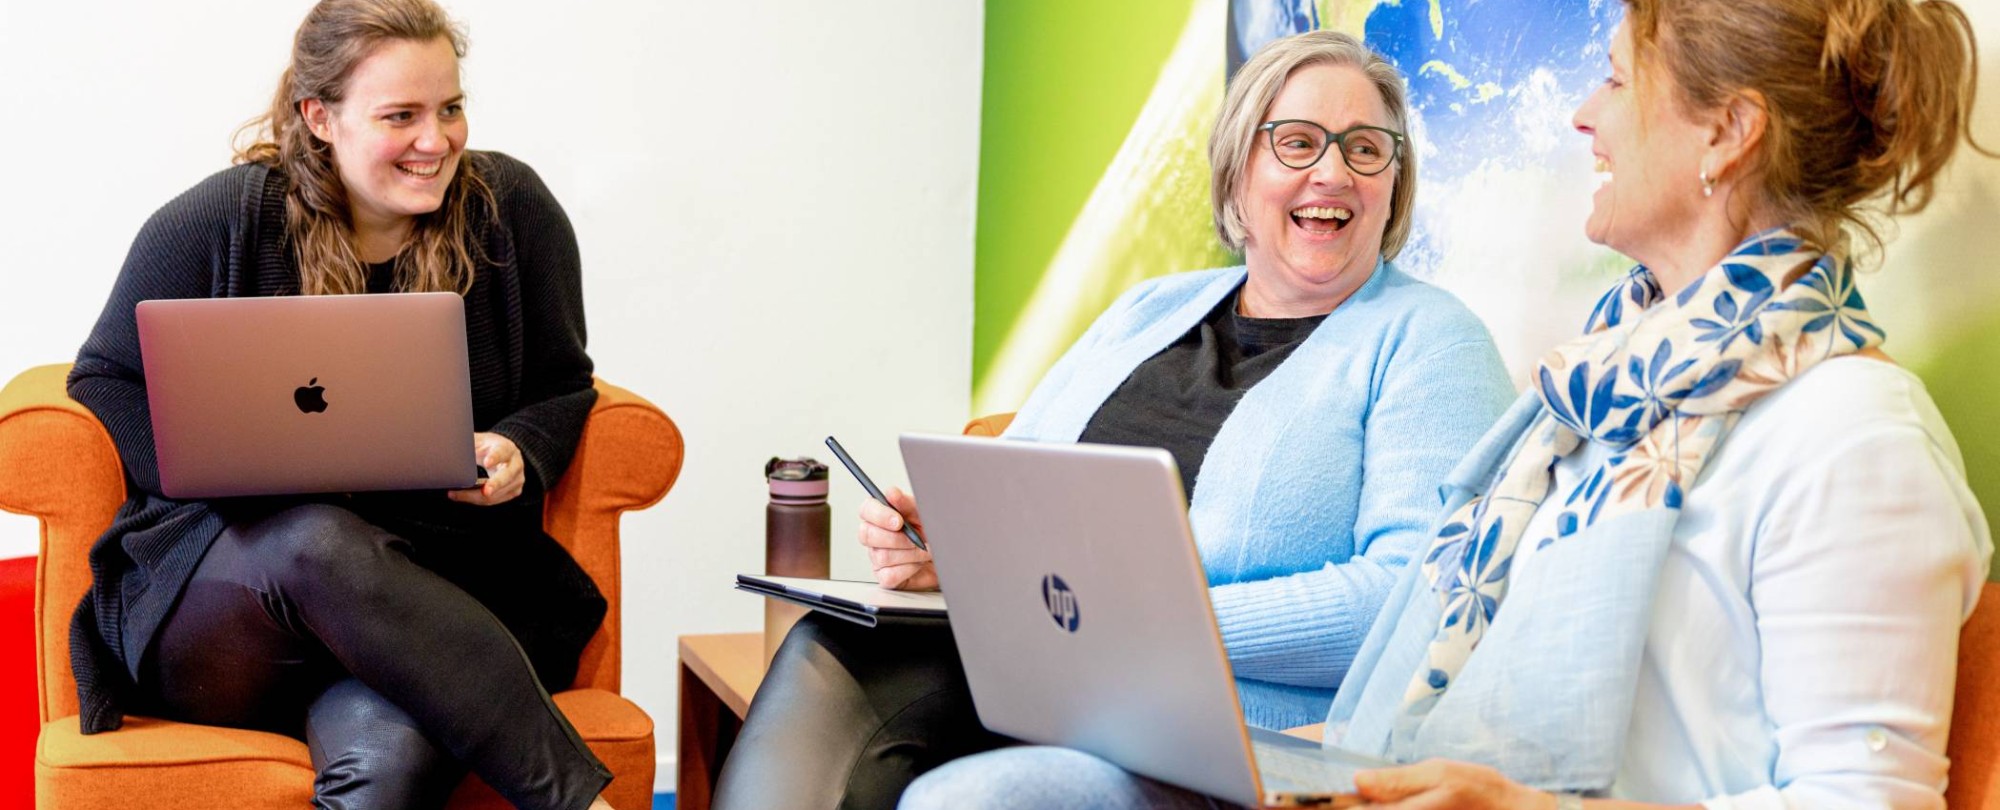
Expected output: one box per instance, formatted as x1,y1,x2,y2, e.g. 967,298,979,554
676,633,766,810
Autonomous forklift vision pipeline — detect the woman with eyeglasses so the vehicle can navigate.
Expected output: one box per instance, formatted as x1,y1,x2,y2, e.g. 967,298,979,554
900,0,1992,808
711,31,1514,810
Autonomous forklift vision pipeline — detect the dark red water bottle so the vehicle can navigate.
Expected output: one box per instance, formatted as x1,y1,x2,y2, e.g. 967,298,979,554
764,457,831,664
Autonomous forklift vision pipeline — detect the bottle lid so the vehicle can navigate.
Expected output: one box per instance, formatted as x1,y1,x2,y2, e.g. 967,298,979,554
766,456,829,498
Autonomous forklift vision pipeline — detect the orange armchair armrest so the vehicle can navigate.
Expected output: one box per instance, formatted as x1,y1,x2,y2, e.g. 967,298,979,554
961,413,1015,437
543,378,684,692
0,364,125,723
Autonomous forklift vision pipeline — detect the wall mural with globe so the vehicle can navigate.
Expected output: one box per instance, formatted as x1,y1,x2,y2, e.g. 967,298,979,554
974,0,2000,576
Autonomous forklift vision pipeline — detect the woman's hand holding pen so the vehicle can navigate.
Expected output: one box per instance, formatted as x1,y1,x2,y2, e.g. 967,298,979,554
859,486,937,591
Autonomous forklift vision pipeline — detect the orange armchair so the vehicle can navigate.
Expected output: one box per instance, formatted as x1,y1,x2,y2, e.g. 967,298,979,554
0,363,683,810
960,413,1014,438
1951,581,2000,809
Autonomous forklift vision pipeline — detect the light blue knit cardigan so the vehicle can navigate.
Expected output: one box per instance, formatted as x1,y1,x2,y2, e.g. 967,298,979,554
1003,262,1514,729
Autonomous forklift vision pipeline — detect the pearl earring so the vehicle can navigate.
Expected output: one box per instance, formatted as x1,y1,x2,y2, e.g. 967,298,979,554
1699,170,1715,198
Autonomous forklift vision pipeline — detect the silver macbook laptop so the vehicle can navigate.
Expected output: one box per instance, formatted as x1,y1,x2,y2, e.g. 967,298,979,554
900,434,1388,808
136,293,478,498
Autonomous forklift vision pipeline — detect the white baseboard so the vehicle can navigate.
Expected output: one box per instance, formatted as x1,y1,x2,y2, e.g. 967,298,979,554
656,754,675,796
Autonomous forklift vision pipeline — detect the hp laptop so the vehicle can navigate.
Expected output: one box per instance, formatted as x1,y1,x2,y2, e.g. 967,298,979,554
900,434,1388,808
136,293,478,498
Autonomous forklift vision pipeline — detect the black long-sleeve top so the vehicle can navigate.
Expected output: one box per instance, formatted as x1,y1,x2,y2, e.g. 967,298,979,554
1080,288,1326,496
66,152,603,733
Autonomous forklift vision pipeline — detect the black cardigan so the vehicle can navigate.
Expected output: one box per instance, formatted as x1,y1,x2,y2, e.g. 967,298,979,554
66,152,604,734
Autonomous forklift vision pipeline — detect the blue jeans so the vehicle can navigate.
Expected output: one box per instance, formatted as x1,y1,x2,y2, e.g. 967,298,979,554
898,746,1241,810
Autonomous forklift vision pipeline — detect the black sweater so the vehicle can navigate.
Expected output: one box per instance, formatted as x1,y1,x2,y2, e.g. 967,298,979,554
66,152,603,733
1080,288,1326,496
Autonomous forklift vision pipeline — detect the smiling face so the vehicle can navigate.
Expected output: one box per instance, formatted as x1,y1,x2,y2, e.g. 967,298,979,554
1237,62,1399,317
1572,24,1712,267
304,36,466,247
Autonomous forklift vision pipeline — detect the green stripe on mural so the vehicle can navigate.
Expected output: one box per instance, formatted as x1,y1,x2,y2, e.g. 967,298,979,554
974,0,1201,407
1916,319,2000,581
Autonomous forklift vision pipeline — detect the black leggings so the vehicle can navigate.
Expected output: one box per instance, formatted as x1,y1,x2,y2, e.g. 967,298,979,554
710,614,1012,810
137,503,611,810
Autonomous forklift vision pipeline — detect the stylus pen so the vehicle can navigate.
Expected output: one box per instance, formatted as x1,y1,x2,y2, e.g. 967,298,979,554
824,436,929,551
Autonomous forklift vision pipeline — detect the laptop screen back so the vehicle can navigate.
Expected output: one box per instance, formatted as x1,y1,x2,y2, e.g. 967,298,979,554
899,434,1265,805
137,292,476,498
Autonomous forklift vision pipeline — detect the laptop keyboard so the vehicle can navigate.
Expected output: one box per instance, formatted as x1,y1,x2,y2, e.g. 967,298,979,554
1250,734,1379,796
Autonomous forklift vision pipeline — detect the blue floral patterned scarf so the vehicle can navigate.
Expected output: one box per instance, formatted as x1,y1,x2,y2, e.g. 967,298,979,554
1398,228,1883,721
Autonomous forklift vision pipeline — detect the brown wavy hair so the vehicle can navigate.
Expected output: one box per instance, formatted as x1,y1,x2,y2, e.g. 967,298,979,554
234,0,495,296
1624,0,1989,255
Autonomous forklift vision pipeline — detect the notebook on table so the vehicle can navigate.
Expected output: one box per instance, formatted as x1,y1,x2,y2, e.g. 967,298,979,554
734,574,947,628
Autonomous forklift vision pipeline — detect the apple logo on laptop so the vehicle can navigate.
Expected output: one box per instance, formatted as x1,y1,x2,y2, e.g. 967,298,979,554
1041,573,1080,633
294,378,329,414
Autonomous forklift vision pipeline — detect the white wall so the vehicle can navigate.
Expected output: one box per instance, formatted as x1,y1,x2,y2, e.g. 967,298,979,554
0,0,984,785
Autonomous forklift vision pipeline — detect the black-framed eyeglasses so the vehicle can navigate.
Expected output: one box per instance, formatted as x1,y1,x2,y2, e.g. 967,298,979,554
1257,120,1405,175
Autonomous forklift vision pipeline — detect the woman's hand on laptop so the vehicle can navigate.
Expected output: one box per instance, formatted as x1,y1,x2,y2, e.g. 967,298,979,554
1352,759,1556,810
859,486,937,590
449,432,526,506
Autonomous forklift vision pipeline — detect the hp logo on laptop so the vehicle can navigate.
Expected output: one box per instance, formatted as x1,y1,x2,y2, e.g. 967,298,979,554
1041,574,1080,633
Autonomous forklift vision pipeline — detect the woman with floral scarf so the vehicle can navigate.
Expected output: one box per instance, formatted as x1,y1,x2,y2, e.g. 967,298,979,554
899,1,1993,808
